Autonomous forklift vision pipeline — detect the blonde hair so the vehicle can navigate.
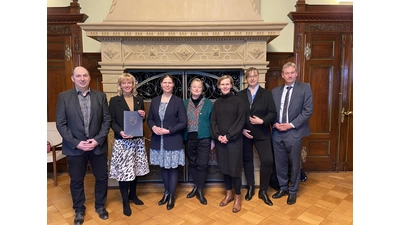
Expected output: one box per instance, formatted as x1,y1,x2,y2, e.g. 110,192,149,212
116,73,138,96
217,75,233,87
282,62,297,73
190,78,204,90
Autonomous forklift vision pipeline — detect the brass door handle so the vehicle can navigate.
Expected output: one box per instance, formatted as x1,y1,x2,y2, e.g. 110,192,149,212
344,111,352,116
341,107,353,123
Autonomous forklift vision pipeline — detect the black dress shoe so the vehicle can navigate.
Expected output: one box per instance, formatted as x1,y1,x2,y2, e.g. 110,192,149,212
258,190,273,206
245,185,255,201
158,191,169,205
187,186,198,198
287,193,297,205
95,207,109,220
74,212,84,225
167,194,175,210
272,189,289,199
196,190,207,205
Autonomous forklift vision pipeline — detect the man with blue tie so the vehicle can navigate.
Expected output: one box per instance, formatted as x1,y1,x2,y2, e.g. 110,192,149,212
271,62,313,205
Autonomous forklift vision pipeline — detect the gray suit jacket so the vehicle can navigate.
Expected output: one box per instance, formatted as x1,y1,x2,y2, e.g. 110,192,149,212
56,88,111,156
271,81,313,138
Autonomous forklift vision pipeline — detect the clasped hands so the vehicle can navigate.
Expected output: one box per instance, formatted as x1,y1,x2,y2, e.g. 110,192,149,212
152,126,170,136
218,135,228,144
78,139,98,151
274,122,292,131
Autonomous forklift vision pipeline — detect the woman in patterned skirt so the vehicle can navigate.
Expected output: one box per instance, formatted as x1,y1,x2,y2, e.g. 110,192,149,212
147,74,187,210
109,73,150,216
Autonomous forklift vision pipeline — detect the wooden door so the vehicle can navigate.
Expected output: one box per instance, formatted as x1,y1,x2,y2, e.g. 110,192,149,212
47,36,74,122
301,33,352,171
338,34,353,171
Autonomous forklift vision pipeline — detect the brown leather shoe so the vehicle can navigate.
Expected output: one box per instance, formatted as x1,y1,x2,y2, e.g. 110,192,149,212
232,194,242,213
219,190,233,206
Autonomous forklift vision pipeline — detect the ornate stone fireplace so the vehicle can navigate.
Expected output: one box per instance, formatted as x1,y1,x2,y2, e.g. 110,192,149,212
79,0,287,97
79,0,287,184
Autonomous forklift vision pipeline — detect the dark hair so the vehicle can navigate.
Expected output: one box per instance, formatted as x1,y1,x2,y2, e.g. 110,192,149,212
160,74,174,84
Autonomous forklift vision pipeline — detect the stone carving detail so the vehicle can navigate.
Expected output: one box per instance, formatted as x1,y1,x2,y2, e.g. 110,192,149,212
149,46,158,60
248,43,265,60
173,45,195,61
211,46,221,59
103,45,119,60
119,42,254,63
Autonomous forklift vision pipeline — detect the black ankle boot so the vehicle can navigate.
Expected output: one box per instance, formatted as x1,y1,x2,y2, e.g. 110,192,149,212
196,189,207,205
129,194,144,205
166,194,175,210
158,191,169,205
122,200,131,216
245,185,255,201
187,186,198,198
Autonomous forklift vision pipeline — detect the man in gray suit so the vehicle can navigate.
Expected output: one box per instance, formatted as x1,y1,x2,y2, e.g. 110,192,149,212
271,62,313,205
56,66,111,225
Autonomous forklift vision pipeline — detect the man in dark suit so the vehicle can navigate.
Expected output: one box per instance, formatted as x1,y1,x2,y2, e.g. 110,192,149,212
56,66,111,225
271,62,313,205
237,67,277,206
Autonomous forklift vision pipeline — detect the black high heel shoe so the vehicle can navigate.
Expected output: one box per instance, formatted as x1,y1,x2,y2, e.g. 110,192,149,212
166,194,175,210
158,191,169,205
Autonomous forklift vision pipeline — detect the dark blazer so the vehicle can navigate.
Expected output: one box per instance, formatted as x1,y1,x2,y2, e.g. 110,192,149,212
237,86,277,140
147,95,187,150
109,95,145,139
56,89,111,156
271,81,313,138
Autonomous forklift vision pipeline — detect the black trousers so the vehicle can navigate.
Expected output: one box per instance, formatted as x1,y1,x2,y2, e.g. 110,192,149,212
243,137,274,191
67,151,108,213
185,137,211,189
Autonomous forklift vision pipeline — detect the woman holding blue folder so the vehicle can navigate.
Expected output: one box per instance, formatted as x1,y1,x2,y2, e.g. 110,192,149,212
109,73,150,216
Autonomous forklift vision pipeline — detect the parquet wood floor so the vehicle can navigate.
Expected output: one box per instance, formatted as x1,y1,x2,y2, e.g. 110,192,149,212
47,171,353,225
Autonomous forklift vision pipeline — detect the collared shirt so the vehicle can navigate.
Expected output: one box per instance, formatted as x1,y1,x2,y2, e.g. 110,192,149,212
76,88,91,137
247,84,259,109
279,82,294,126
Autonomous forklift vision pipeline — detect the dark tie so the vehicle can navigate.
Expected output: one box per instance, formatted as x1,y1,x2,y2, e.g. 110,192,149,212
282,86,292,123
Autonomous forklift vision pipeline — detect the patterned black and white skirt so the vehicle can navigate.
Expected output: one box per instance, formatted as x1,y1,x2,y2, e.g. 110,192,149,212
109,138,150,181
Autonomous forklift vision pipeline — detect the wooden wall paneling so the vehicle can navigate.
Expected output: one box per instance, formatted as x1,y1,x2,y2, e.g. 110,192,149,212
265,53,294,91
47,1,88,173
47,2,88,122
288,0,353,171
